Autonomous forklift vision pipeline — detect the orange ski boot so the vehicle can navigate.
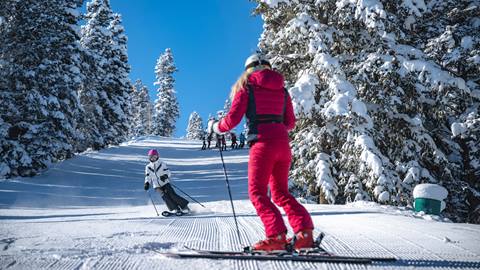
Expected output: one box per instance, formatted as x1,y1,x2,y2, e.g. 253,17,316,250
252,233,287,252
290,229,314,251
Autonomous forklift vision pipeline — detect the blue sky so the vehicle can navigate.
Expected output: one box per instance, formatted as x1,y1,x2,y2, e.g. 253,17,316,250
84,1,263,137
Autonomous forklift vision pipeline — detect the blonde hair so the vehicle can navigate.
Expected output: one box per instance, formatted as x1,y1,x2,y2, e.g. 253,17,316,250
229,65,271,101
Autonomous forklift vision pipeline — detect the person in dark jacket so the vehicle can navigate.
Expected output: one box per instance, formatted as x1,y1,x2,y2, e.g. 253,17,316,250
230,132,238,149
221,134,227,151
201,132,207,150
239,132,246,148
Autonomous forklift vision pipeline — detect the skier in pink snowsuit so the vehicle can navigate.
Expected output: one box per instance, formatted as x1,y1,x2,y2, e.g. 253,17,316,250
212,54,314,252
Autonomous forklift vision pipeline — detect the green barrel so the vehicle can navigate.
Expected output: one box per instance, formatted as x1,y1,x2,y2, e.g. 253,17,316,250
414,198,441,215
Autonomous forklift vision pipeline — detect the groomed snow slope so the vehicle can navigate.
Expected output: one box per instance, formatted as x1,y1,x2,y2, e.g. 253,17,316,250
1,137,479,269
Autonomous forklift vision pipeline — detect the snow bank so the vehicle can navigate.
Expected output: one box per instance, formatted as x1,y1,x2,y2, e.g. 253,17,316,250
413,184,448,200
347,200,452,222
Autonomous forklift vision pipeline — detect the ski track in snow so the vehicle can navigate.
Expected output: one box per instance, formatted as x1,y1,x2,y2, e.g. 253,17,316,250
1,136,480,269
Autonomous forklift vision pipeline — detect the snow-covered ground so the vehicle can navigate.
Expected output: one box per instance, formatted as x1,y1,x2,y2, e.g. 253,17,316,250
1,137,479,269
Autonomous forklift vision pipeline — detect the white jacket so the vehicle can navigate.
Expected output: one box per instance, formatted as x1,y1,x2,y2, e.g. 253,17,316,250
144,159,171,188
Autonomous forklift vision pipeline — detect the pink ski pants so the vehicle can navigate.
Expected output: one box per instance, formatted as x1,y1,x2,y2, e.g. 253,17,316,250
248,139,314,237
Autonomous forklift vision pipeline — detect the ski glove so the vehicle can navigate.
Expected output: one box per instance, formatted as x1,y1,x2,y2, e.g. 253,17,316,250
144,182,150,190
212,121,226,135
160,175,168,181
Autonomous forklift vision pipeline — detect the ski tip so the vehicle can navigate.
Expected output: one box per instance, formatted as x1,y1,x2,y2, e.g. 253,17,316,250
314,232,325,248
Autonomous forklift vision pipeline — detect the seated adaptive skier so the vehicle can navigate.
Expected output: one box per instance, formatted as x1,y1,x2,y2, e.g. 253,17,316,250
144,149,189,214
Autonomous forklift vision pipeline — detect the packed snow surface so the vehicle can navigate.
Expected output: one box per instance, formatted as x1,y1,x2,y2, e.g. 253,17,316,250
1,137,479,269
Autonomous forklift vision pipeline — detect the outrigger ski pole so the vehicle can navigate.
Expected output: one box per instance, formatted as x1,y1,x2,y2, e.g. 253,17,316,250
218,145,246,248
146,190,160,216
170,182,206,208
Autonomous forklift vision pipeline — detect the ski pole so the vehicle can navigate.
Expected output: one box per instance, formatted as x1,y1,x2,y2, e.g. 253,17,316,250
146,190,160,216
218,145,244,247
169,182,206,208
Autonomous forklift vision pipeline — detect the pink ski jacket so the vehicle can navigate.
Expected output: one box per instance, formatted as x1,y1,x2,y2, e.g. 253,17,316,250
218,69,295,141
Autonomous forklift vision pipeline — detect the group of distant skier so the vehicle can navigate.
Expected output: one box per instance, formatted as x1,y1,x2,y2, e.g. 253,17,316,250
201,128,246,151
142,54,315,252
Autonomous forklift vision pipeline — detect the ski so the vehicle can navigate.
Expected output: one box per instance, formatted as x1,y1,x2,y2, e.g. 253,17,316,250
183,245,328,255
147,232,396,264
181,246,396,263
153,250,381,264
161,210,188,217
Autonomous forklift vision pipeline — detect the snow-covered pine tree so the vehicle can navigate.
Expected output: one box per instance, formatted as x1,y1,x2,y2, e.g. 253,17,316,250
216,98,232,138
78,0,111,150
186,112,204,140
80,0,130,147
147,101,155,135
254,0,480,223
108,13,132,140
0,0,18,177
220,100,233,140
131,79,152,137
152,48,180,137
76,46,105,151
222,98,232,118
420,1,480,223
451,111,480,223
0,0,84,178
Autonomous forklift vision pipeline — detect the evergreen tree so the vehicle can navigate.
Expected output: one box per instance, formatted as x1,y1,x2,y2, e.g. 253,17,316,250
0,0,83,177
108,13,132,140
131,79,152,137
76,47,105,151
222,98,232,118
152,48,180,137
0,0,17,177
80,0,130,146
254,0,480,222
186,112,204,140
147,101,155,135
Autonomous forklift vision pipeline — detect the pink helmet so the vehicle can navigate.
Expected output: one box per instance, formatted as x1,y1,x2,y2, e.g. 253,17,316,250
147,149,159,156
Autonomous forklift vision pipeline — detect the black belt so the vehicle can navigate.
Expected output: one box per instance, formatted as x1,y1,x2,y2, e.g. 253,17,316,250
255,120,283,124
254,114,283,124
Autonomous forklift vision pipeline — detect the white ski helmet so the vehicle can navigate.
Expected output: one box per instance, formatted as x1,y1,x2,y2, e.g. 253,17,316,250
244,54,271,70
